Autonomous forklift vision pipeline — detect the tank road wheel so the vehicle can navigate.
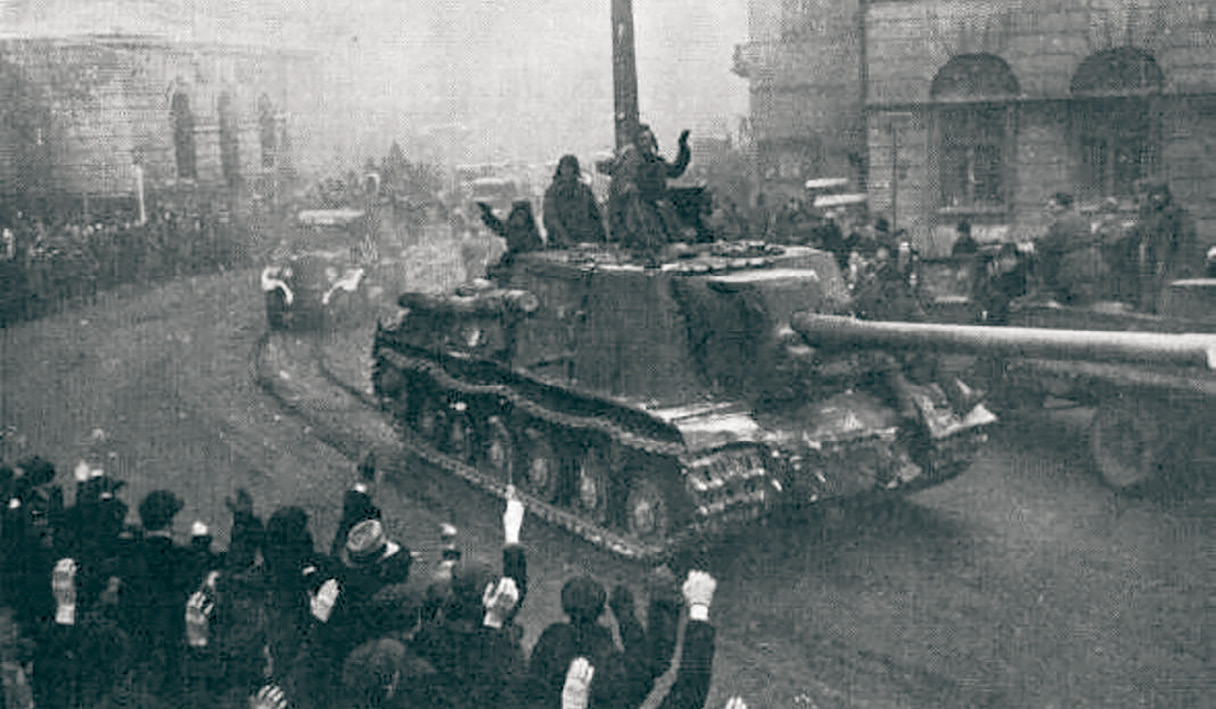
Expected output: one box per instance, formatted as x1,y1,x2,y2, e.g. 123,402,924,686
573,444,613,525
373,365,410,423
446,407,476,463
1090,396,1167,494
414,395,447,444
624,478,670,544
482,416,516,483
519,426,562,503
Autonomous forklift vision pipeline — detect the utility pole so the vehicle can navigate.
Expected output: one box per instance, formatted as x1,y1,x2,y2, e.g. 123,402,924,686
611,0,639,152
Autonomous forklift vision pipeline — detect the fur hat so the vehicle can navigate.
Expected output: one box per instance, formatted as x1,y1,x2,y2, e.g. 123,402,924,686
138,490,183,532
561,576,606,624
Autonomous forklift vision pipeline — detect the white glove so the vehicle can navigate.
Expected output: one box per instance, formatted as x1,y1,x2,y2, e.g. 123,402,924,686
724,698,748,709
503,486,524,546
682,570,717,622
186,571,220,647
73,460,91,483
482,576,520,629
310,578,341,623
561,657,595,709
53,558,77,625
250,683,289,709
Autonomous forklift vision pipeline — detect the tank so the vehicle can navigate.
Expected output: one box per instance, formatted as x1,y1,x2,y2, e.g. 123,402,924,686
371,243,997,559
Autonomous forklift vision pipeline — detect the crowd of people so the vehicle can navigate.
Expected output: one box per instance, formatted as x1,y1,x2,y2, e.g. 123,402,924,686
0,202,245,326
0,452,744,709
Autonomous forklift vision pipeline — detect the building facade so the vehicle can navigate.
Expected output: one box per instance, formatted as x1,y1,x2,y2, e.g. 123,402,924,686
737,0,1216,255
0,1,323,206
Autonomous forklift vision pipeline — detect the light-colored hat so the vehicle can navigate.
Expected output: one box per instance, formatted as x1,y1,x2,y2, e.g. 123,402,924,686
346,519,388,565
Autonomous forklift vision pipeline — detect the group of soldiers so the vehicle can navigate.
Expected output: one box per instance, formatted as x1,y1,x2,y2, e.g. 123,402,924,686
478,123,695,264
1033,182,1206,312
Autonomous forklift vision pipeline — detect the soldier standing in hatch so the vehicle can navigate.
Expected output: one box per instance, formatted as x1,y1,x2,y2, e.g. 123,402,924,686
598,124,692,256
542,155,606,248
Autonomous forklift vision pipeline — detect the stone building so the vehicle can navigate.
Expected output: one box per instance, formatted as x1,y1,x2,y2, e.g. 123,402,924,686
0,1,323,209
736,0,1216,255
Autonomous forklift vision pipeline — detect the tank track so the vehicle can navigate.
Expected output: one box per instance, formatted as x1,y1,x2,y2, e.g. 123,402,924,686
316,345,696,560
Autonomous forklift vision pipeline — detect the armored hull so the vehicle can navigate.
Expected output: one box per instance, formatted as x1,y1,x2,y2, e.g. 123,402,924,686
372,244,995,558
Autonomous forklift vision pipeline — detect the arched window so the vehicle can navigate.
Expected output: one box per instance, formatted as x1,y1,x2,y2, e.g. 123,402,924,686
1071,48,1163,199
258,94,277,169
930,54,1020,210
218,92,240,187
170,91,197,180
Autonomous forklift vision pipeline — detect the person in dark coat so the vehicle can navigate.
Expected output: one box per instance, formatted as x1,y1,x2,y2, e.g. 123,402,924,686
183,489,270,708
559,570,718,709
122,489,193,701
261,506,331,699
1135,181,1201,311
1036,192,1106,304
951,220,979,256
411,492,528,709
598,124,692,255
480,200,544,281
529,568,682,709
544,155,607,248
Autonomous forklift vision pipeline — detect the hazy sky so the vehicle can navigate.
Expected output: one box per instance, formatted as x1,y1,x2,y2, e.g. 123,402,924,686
299,0,751,164
1,0,751,166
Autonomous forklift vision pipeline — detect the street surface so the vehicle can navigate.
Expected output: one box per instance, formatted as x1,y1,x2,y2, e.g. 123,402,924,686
0,270,1210,708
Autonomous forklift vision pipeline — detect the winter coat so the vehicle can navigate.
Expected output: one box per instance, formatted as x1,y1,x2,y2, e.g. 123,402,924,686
543,178,606,248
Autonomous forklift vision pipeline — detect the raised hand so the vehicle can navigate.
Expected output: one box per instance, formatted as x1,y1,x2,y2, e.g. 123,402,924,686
250,684,289,709
482,576,521,629
503,485,525,545
309,578,341,623
53,557,78,625
682,570,717,621
561,656,596,709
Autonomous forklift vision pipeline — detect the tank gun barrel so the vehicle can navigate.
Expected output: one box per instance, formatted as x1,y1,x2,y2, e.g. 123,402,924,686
791,313,1216,370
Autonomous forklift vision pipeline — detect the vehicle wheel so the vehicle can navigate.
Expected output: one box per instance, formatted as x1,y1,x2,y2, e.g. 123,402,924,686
482,416,516,483
519,427,562,503
1090,396,1167,494
573,445,613,525
624,478,670,544
446,409,476,463
373,365,410,421
414,395,447,444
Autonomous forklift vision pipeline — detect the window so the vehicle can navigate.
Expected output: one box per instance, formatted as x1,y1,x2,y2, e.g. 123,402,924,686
1071,48,1162,199
218,92,240,187
170,92,197,180
930,54,1020,210
939,105,1007,208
